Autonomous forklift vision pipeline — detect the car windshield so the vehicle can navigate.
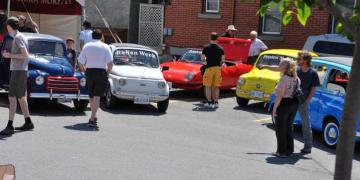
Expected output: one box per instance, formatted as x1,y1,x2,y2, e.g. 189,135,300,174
28,40,66,58
180,50,202,63
113,49,159,68
256,54,294,66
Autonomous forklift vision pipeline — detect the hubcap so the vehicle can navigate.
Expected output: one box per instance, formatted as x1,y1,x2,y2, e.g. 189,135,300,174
328,128,337,138
324,122,339,146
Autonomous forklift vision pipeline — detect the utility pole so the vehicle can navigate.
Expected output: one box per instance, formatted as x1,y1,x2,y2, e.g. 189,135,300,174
6,0,11,17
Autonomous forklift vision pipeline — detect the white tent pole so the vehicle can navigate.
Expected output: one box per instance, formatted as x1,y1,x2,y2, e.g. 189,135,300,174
7,0,11,17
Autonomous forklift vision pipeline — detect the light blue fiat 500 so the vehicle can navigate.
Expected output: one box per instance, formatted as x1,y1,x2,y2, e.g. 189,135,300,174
270,56,360,148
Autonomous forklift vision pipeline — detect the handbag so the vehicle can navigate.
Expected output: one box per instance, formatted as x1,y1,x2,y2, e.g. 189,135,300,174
293,78,306,104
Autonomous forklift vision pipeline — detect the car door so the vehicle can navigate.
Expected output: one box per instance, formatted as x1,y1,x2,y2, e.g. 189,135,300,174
221,61,239,88
315,67,347,130
0,36,13,88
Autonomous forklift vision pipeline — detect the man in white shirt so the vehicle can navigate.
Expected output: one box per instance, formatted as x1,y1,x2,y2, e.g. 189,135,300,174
79,21,93,50
78,29,113,128
248,31,268,65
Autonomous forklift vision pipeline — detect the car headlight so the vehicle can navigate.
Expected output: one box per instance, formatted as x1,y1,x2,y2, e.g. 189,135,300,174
35,76,45,85
158,81,166,89
185,72,195,81
80,78,86,87
237,77,245,86
119,79,127,86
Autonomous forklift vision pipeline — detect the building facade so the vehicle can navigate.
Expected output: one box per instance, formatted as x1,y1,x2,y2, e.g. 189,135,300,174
163,0,334,55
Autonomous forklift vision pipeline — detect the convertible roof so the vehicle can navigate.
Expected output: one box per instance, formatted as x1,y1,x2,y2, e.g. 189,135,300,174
111,43,156,52
23,33,63,42
314,57,353,67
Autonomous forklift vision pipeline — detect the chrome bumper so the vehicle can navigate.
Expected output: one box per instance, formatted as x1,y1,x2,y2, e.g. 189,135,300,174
112,91,168,102
29,93,89,100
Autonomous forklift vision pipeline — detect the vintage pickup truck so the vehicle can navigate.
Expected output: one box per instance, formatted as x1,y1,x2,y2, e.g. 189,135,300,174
0,33,89,112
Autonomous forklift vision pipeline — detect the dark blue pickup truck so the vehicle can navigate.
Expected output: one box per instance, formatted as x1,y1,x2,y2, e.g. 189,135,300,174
0,33,88,111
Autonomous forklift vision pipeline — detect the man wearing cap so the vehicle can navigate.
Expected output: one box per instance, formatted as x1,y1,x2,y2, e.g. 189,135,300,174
78,29,113,128
66,37,77,69
248,30,268,65
0,17,34,136
221,25,237,38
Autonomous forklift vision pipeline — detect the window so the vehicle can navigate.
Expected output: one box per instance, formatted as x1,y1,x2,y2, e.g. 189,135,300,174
261,6,282,35
113,49,159,68
256,55,294,66
204,0,220,13
313,41,354,56
312,64,328,85
326,69,349,94
28,40,66,58
328,16,338,34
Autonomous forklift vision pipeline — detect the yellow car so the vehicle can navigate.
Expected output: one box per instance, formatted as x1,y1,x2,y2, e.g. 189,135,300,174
236,49,317,106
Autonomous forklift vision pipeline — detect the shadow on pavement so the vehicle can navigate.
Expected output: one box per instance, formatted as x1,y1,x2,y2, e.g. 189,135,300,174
262,123,360,161
100,100,165,116
192,103,217,112
233,102,270,115
0,134,12,140
64,123,99,132
170,89,236,102
29,100,87,117
266,153,310,165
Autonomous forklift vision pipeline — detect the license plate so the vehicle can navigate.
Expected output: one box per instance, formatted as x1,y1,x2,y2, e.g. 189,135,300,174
57,97,72,103
134,96,150,104
251,91,264,98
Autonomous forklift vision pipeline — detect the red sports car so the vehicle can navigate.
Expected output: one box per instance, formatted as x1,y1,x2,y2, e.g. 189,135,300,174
161,37,253,91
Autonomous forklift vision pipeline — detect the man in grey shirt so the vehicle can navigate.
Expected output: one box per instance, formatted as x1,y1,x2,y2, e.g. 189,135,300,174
0,17,34,136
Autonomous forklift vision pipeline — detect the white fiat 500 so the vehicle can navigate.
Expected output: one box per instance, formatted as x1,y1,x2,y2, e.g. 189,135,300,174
106,43,170,112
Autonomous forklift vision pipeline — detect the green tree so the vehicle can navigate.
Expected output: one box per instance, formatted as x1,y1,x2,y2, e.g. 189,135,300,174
258,0,359,179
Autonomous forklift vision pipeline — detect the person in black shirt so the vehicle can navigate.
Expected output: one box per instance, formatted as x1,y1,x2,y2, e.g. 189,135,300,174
202,32,225,108
221,25,237,38
66,37,78,69
17,15,38,33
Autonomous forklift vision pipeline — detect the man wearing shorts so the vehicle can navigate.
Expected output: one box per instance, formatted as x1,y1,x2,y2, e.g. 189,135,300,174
202,32,225,108
78,29,113,128
0,17,34,136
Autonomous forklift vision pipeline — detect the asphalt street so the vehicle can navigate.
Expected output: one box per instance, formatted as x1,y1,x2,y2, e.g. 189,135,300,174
0,90,359,180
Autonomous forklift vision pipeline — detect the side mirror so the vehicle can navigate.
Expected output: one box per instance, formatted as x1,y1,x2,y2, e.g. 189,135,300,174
162,66,169,72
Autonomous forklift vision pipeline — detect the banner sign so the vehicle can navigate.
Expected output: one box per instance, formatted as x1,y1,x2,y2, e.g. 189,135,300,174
0,0,82,15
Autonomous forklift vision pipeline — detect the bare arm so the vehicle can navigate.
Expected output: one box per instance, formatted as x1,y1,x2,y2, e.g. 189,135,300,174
221,55,225,65
2,47,29,60
258,65,280,71
80,41,85,50
306,86,317,103
107,63,113,75
201,54,206,62
272,92,283,117
79,64,86,72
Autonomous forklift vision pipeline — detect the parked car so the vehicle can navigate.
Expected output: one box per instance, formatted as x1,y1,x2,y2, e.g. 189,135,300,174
106,43,170,112
0,33,88,111
303,34,354,57
161,49,253,91
236,49,317,106
269,57,360,148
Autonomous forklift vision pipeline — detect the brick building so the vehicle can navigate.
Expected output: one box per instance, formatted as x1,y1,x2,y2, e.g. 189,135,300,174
163,0,335,55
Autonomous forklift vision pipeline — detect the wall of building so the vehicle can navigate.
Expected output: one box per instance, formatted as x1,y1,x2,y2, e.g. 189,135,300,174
85,0,131,42
163,0,330,54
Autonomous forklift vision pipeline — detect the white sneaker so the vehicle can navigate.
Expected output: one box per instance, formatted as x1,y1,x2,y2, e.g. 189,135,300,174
214,102,219,108
205,102,212,108
211,103,216,109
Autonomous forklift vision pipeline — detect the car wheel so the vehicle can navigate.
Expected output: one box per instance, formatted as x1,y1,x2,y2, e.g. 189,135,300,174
323,119,339,148
73,100,89,112
105,87,117,109
157,98,169,113
236,96,249,107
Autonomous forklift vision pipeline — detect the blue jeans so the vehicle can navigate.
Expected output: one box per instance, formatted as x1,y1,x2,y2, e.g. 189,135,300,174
298,102,313,150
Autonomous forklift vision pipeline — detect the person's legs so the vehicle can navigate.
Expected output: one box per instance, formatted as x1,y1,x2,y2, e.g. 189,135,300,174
8,97,17,121
211,87,220,102
205,87,212,102
212,67,222,107
15,96,34,131
90,96,100,121
203,68,214,105
286,103,298,154
275,105,288,155
299,102,313,151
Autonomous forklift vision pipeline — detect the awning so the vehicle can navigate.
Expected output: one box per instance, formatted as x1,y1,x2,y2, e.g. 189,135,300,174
0,0,83,15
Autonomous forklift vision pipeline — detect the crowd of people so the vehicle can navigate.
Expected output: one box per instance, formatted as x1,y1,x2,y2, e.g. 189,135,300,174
0,17,321,158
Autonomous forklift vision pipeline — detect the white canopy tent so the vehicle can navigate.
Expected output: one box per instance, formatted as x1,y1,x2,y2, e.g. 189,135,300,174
1,0,85,48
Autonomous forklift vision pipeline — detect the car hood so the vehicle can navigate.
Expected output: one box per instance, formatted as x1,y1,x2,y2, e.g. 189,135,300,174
243,68,280,80
29,55,74,76
161,61,202,74
111,65,163,80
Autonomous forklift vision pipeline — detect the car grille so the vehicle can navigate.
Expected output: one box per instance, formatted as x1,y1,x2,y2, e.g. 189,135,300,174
46,76,79,92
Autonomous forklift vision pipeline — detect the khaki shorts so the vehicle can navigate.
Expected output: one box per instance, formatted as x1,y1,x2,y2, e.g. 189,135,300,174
203,66,222,87
9,71,28,98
